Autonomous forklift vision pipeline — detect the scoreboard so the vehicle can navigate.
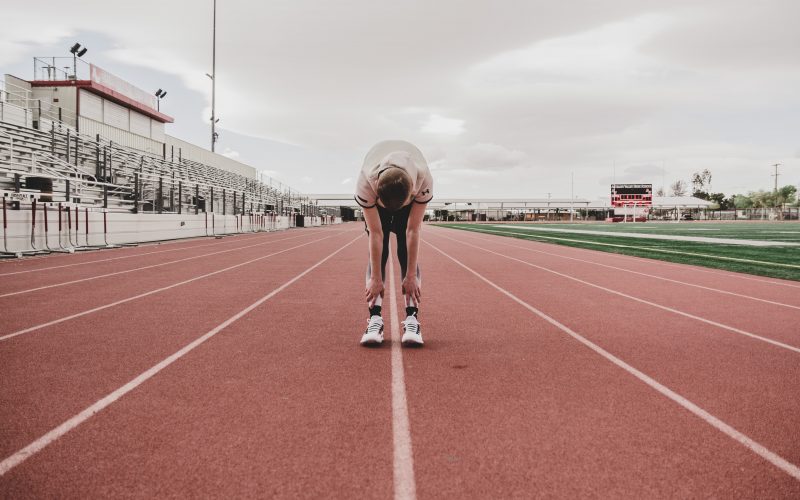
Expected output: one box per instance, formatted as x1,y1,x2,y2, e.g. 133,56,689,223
611,184,652,207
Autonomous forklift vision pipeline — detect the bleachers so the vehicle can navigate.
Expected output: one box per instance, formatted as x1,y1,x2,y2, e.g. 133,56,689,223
0,117,319,217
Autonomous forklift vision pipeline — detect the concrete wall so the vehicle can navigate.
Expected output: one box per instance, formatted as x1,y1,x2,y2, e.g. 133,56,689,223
164,135,256,179
1,75,33,127
0,205,340,255
31,86,76,126
0,102,32,127
1,203,343,255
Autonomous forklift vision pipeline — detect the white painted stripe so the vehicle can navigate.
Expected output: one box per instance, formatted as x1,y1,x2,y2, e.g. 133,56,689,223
0,233,268,277
463,226,800,269
433,233,800,355
425,240,800,482
0,234,361,477
388,257,417,500
454,229,800,311
0,231,322,298
499,224,800,247
439,226,800,288
0,231,351,342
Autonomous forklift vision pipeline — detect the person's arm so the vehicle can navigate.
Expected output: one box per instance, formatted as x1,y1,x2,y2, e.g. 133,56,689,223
363,206,384,307
402,202,427,303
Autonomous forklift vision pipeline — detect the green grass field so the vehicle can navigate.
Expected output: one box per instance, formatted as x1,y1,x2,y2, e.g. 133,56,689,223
435,222,800,281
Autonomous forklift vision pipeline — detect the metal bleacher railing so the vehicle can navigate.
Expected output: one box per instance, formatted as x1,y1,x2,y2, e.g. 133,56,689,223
0,78,78,129
0,87,331,219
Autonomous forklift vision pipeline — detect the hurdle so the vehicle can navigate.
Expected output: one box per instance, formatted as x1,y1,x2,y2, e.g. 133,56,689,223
1,194,23,258
0,192,50,257
25,197,52,256
64,204,100,252
100,208,128,248
42,202,72,253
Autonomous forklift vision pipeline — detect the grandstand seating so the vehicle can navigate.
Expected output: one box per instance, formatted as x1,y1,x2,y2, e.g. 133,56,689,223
1,109,322,218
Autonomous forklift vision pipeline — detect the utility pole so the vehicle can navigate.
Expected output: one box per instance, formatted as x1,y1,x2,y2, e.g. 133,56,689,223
547,192,551,222
570,172,574,223
772,163,781,194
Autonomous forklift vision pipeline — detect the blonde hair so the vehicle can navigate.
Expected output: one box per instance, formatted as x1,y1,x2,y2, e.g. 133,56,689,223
376,167,412,212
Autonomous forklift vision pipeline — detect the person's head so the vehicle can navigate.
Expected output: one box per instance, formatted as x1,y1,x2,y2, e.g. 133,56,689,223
376,166,413,212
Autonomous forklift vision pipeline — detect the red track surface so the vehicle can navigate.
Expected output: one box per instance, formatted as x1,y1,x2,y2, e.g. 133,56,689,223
1,223,799,498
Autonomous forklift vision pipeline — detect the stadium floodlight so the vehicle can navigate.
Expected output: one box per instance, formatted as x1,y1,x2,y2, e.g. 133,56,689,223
155,89,167,111
68,42,87,80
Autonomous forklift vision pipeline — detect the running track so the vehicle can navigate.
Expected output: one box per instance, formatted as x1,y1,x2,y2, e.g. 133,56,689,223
1,223,798,498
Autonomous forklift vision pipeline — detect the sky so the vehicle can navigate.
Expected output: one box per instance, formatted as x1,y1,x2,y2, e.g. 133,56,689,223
2,0,798,200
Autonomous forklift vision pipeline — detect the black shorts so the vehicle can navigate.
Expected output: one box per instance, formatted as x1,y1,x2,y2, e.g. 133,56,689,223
363,203,412,236
364,203,414,279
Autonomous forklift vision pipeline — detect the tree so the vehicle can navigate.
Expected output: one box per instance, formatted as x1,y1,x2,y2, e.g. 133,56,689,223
655,186,665,197
733,194,753,209
749,190,775,208
708,192,728,209
690,169,712,193
670,179,687,197
691,172,702,193
776,185,797,207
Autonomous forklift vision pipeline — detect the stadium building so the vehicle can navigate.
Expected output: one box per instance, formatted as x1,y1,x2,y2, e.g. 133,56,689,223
1,56,339,257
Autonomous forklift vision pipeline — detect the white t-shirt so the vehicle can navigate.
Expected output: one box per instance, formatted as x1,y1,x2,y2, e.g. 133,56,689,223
354,140,433,209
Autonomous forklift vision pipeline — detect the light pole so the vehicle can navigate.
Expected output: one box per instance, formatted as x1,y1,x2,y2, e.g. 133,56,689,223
772,163,781,218
210,0,218,152
69,43,87,80
155,89,167,111
570,172,574,223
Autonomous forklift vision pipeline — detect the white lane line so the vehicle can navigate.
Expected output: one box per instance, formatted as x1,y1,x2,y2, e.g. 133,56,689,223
499,224,800,247
0,230,326,298
388,256,417,500
458,226,800,269
437,226,800,288
0,235,361,477
432,232,800,355
452,229,800,311
0,231,276,277
425,239,800,482
0,231,353,342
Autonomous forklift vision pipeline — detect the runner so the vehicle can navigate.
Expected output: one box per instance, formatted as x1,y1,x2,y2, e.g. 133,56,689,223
355,140,433,346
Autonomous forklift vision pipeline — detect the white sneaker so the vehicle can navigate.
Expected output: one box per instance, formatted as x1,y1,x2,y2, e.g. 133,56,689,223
401,315,424,346
360,315,384,345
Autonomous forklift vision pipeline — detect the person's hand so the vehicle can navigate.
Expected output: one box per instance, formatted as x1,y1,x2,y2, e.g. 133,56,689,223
402,276,421,304
365,278,384,307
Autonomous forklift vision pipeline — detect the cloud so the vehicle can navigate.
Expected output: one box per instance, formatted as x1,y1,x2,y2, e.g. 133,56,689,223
463,143,527,169
420,114,465,136
431,143,527,172
3,1,799,199
220,147,240,159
